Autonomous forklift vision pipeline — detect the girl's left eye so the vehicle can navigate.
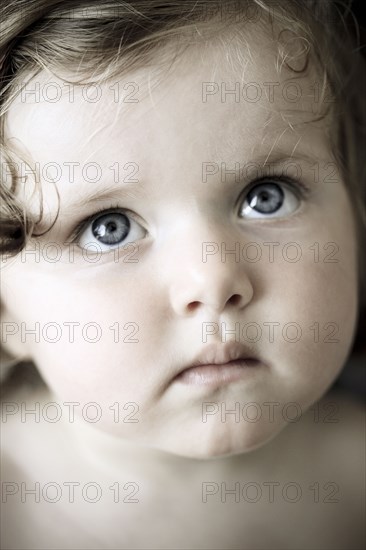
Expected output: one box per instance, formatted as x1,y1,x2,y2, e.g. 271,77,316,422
76,209,146,251
238,179,303,219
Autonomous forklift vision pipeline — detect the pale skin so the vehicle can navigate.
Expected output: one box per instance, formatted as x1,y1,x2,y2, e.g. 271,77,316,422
0,24,365,550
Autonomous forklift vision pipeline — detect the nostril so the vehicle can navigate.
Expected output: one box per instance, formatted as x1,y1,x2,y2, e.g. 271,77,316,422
187,301,200,312
228,294,242,306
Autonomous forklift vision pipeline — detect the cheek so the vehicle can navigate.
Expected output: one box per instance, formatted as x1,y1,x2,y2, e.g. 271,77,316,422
4,267,161,407
258,199,359,406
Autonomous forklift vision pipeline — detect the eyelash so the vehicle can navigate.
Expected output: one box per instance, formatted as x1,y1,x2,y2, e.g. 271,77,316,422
67,174,311,244
239,174,311,204
67,203,133,245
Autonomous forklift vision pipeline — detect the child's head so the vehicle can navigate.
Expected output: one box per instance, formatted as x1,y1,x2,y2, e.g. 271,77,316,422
1,0,365,459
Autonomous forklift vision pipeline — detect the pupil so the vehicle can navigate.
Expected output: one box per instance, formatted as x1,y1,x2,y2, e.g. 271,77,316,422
92,213,130,245
107,221,117,233
247,183,284,214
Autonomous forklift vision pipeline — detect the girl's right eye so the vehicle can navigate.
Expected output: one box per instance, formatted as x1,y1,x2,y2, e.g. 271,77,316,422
76,209,147,252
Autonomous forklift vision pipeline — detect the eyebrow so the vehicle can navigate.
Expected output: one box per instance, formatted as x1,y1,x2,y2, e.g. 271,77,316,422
63,182,144,213
31,181,144,234
34,146,331,232
66,154,306,211
213,150,334,186
226,149,331,169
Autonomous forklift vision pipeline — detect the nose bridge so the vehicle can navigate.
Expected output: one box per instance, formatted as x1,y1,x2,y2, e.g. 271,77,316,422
168,215,238,270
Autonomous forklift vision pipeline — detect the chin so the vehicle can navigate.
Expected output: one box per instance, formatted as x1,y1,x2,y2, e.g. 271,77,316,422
150,421,287,460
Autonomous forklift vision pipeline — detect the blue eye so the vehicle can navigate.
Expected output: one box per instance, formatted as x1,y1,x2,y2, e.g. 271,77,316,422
76,209,146,251
238,180,301,219
92,212,130,245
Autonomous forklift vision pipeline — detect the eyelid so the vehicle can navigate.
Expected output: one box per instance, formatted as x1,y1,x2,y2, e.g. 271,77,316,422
236,174,311,206
65,175,311,243
246,174,310,195
66,204,138,244
235,174,312,219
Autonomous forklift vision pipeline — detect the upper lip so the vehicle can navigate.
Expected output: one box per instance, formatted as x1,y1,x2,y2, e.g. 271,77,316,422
176,342,258,377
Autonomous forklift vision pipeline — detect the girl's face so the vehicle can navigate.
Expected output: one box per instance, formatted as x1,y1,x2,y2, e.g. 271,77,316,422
1,27,359,458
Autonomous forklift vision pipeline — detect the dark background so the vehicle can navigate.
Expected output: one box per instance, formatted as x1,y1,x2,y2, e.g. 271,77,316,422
353,0,366,48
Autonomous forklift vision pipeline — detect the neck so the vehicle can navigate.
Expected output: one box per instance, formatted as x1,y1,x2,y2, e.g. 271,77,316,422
46,389,289,487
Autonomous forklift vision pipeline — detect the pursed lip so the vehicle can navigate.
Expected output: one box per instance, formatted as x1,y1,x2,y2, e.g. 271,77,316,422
174,341,260,378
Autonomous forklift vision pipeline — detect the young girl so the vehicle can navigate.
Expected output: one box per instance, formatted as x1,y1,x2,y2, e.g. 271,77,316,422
1,1,365,548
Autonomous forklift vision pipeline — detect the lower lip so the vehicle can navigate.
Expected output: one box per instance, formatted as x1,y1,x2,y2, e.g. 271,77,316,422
174,358,260,386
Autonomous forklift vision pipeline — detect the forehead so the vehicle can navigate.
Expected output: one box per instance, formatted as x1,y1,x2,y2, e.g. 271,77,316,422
4,25,329,194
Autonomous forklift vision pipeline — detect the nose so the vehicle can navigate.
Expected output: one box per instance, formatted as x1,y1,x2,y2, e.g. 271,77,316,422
163,222,254,316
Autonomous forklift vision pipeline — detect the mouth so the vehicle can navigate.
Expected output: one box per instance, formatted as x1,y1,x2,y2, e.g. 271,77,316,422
174,358,260,386
172,342,263,387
